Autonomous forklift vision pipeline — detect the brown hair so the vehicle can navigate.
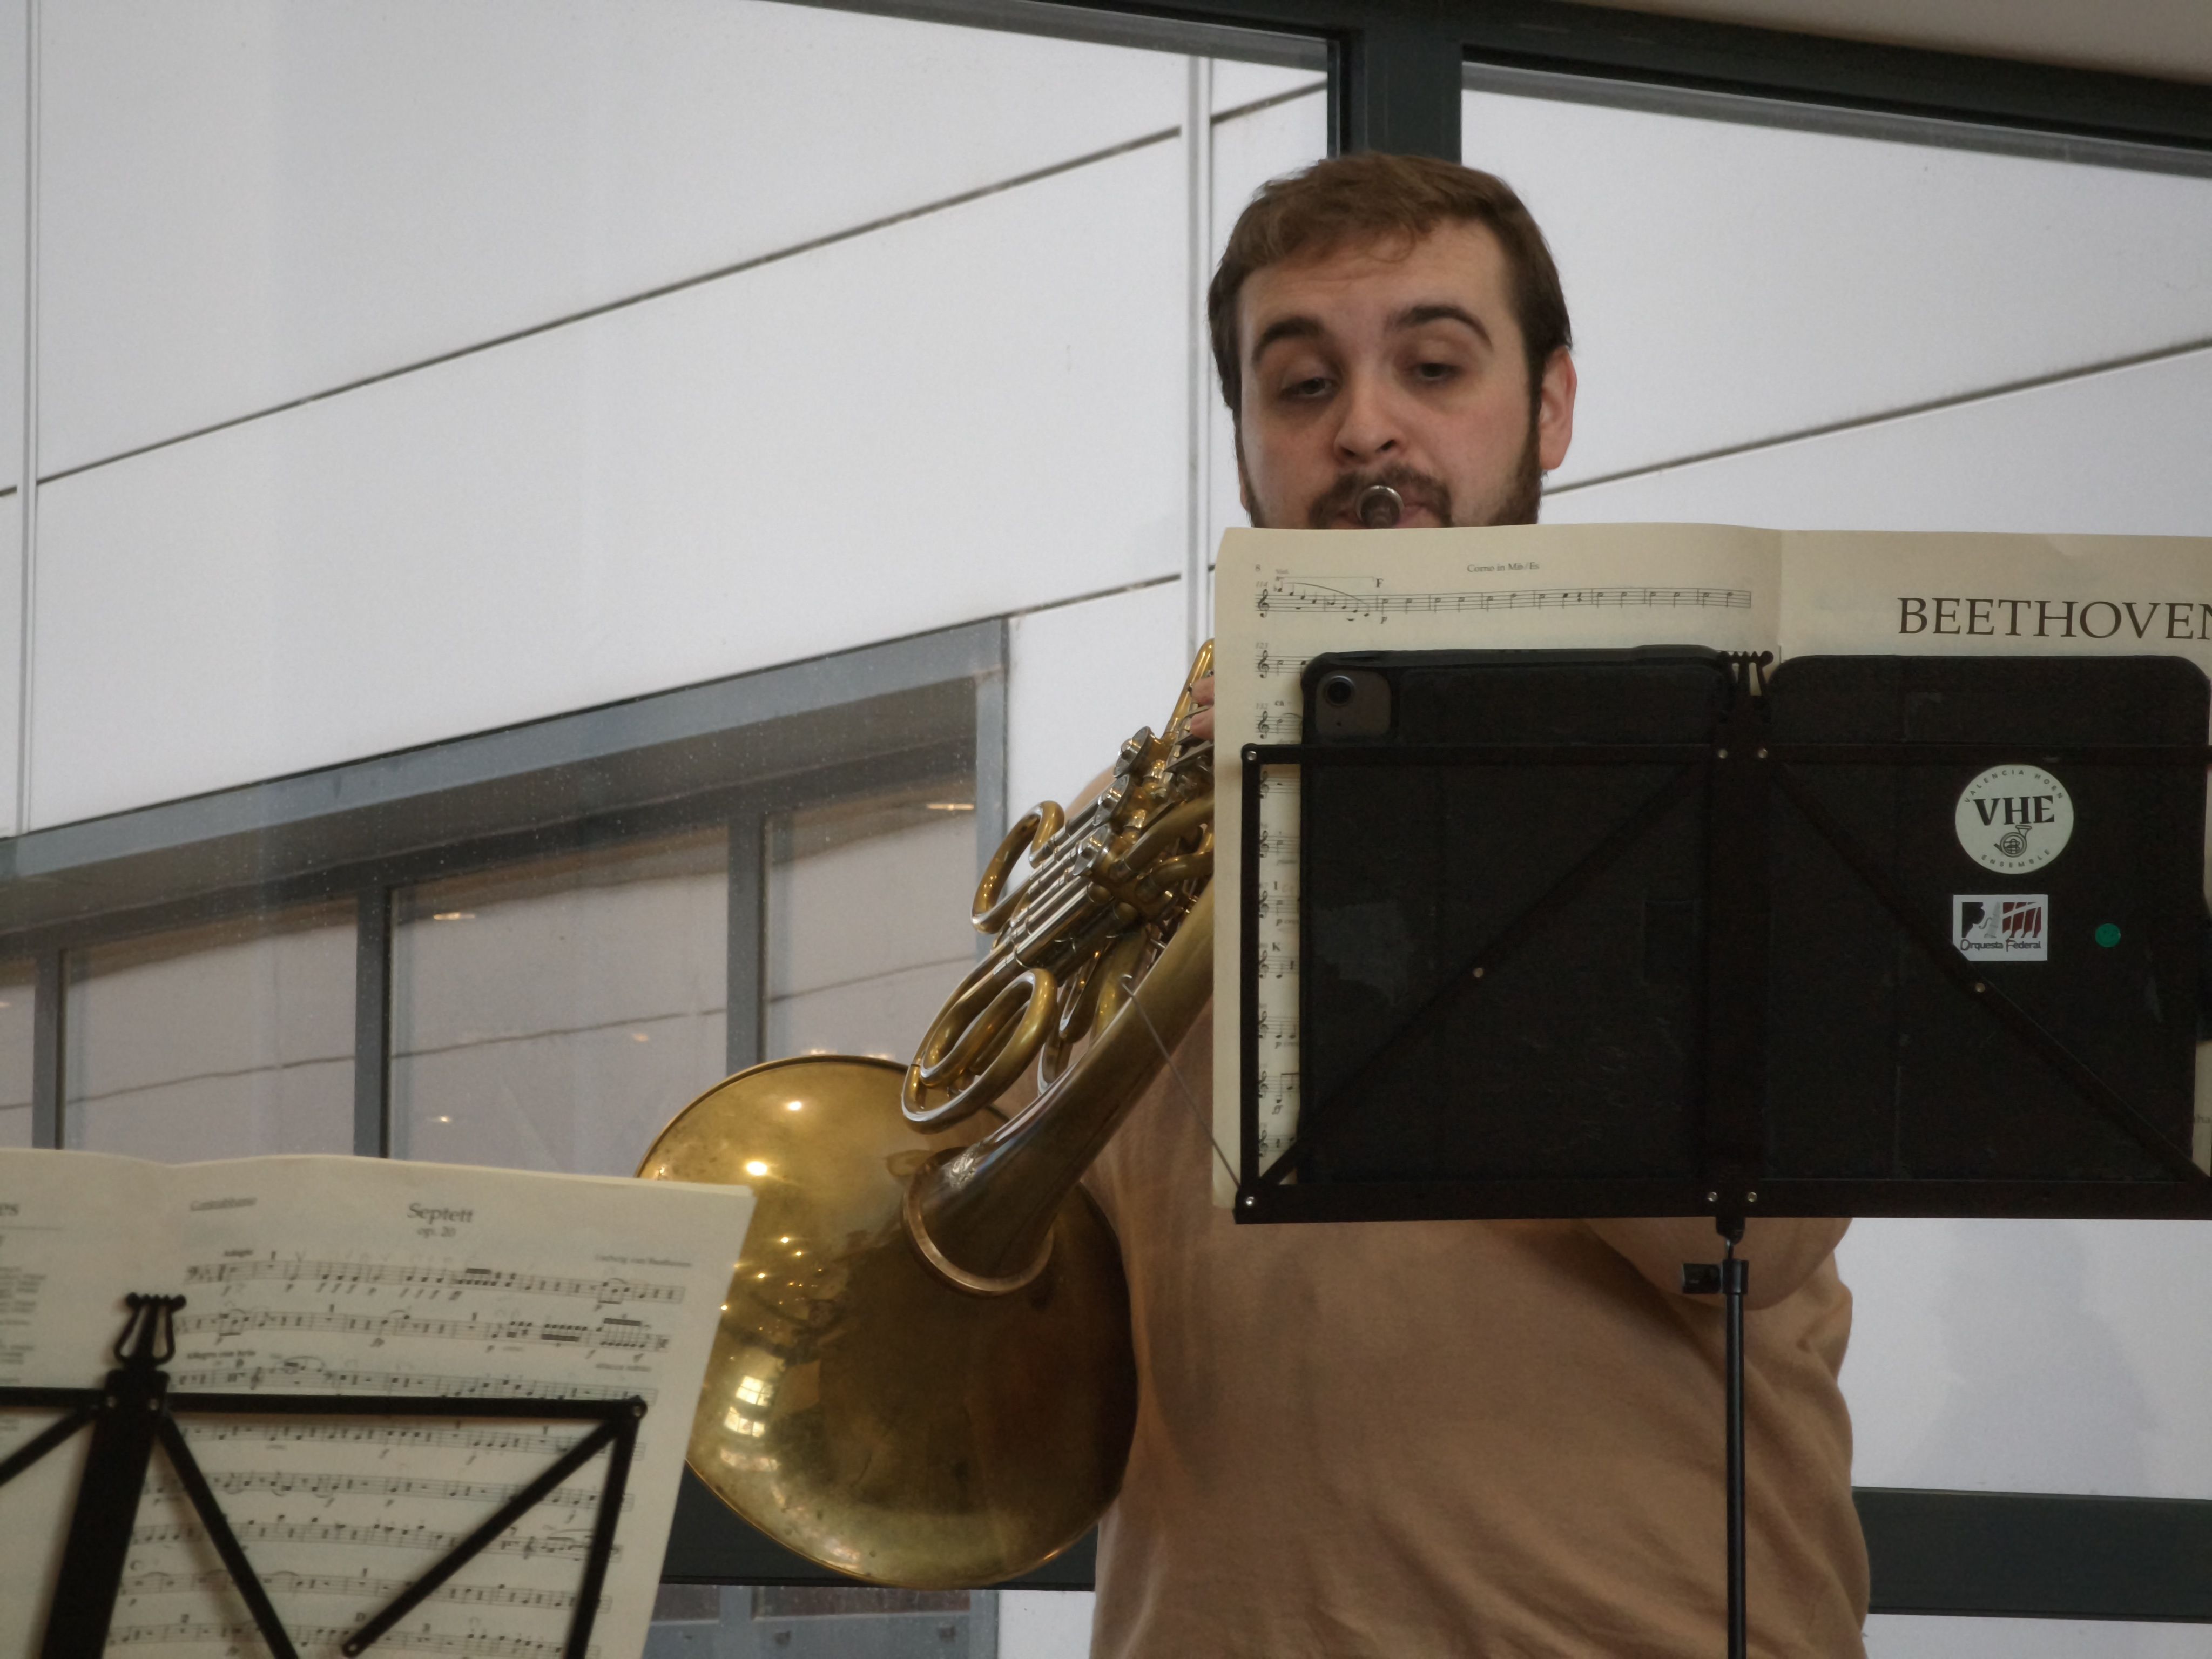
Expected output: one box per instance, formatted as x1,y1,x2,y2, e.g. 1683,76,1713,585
1208,153,1571,424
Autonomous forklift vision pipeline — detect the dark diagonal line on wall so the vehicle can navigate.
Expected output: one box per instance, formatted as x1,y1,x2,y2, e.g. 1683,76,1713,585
1548,334,2212,497
42,123,1184,488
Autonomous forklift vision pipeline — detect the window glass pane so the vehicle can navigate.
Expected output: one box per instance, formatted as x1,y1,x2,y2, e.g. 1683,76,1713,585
392,828,727,1174
1460,82,2212,501
0,962,32,1147
62,905,354,1161
765,785,977,1064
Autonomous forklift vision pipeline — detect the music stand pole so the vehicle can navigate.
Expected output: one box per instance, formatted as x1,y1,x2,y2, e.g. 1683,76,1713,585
1722,1225,1749,1659
1684,1219,1749,1659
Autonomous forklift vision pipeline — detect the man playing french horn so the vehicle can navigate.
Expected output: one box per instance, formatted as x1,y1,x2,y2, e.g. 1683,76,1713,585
646,152,1867,1657
1075,155,1867,1656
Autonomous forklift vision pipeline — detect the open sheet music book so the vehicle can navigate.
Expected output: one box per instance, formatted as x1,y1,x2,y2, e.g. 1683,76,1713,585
0,1149,752,1656
1211,522,2212,1206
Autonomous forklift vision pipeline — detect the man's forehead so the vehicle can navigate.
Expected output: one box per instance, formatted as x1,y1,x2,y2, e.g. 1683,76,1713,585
1239,221,1513,350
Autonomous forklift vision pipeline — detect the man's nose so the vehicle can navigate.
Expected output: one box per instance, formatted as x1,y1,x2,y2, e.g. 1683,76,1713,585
1332,372,1402,463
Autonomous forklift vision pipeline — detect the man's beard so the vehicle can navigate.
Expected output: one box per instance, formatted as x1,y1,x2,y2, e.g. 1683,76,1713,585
1245,410,1545,530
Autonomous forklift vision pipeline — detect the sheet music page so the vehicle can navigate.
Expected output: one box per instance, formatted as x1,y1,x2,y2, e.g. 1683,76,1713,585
0,1149,752,1657
1210,523,1782,1203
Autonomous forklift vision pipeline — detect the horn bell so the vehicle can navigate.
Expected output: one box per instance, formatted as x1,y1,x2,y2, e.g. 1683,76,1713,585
638,1054,1137,1588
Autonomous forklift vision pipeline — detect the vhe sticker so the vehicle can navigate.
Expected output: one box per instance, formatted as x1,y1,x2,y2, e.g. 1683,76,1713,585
1953,764,2073,874
1953,895,2049,962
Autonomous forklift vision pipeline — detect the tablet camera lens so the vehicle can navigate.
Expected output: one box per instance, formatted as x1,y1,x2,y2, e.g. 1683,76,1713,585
1321,675,1357,708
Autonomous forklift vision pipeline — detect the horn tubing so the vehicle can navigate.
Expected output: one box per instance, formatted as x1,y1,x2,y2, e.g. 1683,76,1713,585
907,884,1214,1286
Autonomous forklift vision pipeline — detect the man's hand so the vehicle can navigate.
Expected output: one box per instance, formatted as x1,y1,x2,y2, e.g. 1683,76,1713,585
1189,675,1215,741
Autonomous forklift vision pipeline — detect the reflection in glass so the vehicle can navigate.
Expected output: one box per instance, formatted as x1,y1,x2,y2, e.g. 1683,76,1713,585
764,785,977,1064
63,906,355,1161
0,962,32,1148
392,830,727,1174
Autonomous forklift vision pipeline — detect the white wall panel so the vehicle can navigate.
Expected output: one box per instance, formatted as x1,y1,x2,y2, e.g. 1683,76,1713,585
1465,91,2212,488
1210,61,1323,117
0,0,23,494
0,0,24,837
1007,578,1190,818
0,505,19,838
1542,347,2212,535
998,1590,1095,1659
31,142,1184,828
1204,87,1327,553
38,0,1187,474
1842,1218,2212,1499
1866,1615,2212,1657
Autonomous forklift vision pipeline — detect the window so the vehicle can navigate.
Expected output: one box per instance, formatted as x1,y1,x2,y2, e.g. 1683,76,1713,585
392,830,730,1174
61,904,354,1162
0,962,31,1148
765,783,980,1064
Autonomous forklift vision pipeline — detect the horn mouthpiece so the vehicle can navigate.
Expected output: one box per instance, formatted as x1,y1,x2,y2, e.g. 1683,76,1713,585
1355,484,1404,528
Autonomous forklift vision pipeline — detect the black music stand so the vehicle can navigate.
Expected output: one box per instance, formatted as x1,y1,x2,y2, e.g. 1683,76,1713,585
1235,647,2212,1658
0,1293,644,1659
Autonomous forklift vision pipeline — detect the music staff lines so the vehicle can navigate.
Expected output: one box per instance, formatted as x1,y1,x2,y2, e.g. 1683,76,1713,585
1259,581,1753,616
182,1420,588,1458
176,1306,668,1352
109,1622,600,1658
186,1259,683,1305
166,1361,655,1404
131,1516,619,1563
122,1567,594,1612
146,1468,625,1511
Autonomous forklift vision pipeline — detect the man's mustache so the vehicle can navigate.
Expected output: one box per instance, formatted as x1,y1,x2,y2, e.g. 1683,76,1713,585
1307,466,1454,529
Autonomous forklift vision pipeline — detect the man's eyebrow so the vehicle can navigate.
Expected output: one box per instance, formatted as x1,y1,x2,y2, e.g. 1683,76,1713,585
1247,315,1323,365
1396,302,1491,345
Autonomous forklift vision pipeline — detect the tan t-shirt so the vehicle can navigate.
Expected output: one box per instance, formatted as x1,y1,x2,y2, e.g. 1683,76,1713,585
1082,1011,1869,1658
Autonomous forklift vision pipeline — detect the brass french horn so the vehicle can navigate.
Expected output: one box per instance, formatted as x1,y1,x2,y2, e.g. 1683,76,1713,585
638,646,1214,1587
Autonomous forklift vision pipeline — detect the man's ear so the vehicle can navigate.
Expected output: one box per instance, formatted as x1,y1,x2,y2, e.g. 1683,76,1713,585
1233,422,1259,525
1535,348,1576,473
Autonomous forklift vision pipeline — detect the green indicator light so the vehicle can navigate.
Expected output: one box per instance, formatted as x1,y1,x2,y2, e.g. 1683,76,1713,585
2094,923,2122,948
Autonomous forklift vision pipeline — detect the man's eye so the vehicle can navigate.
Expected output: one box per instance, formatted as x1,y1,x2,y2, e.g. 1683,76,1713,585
1414,360,1458,383
1283,376,1332,400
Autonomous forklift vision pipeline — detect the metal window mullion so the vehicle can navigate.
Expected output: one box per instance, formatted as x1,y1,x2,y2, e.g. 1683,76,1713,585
353,886,392,1157
30,946,59,1148
1332,15,1462,159
1185,53,1215,667
727,811,765,1076
972,632,1010,965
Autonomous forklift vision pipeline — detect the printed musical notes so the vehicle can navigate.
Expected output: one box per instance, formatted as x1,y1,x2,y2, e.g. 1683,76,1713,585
164,1359,654,1403
1264,578,1753,618
185,1259,684,1306
180,1419,586,1459
106,1618,598,1658
120,1568,592,1611
174,1305,670,1352
145,1467,624,1512
128,1516,613,1561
